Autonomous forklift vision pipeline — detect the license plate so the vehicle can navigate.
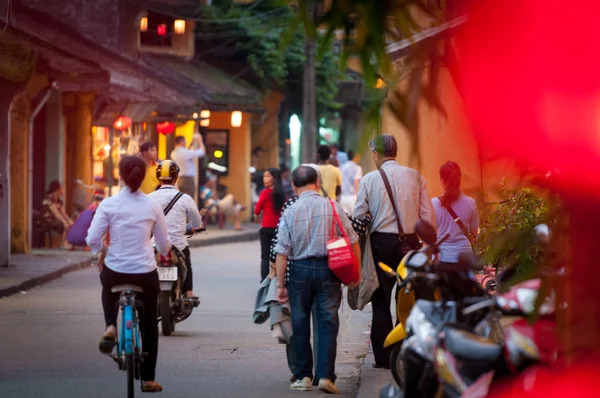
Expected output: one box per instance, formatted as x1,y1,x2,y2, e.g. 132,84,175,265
158,267,178,281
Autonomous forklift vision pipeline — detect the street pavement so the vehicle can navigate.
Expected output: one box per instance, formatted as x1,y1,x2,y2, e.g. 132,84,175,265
0,241,371,398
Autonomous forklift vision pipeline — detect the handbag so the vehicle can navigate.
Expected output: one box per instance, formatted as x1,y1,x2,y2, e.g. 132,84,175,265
441,200,475,246
379,169,412,255
327,200,360,285
347,231,380,310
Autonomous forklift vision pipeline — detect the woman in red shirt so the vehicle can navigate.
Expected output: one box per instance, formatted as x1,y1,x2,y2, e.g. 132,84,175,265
255,168,286,281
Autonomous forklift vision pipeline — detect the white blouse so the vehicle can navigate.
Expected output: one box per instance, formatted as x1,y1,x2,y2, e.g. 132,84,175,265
86,187,171,274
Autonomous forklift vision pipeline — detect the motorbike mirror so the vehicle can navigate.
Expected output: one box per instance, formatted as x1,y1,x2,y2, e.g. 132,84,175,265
378,262,398,276
457,251,484,271
534,224,551,246
415,220,437,245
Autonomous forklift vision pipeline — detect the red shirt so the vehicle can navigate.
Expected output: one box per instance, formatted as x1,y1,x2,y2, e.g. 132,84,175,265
254,188,283,228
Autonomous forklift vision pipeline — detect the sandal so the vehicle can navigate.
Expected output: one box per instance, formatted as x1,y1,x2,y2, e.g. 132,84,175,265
142,381,163,393
98,333,116,354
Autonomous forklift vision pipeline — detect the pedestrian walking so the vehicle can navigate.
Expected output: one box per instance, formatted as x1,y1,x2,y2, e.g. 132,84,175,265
274,165,361,394
86,155,171,393
170,133,206,198
432,161,479,265
340,150,363,216
255,167,287,281
330,143,348,166
354,134,435,369
316,145,342,200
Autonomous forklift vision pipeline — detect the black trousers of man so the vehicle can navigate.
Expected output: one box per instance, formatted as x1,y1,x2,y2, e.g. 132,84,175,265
369,232,434,367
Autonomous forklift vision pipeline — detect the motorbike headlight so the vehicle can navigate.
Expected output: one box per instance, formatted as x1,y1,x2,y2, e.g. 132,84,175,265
405,305,437,361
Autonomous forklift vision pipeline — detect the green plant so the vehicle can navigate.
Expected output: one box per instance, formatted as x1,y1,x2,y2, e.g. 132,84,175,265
475,181,550,276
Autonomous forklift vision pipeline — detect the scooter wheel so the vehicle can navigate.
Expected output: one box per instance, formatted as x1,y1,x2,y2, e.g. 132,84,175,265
390,342,405,388
160,291,173,336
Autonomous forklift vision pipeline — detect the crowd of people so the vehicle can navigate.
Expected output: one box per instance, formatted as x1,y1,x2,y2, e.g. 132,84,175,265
39,131,479,395
255,135,479,394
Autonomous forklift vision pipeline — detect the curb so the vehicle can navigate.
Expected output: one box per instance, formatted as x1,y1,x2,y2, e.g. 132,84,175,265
188,230,260,248
0,258,93,298
0,231,260,299
336,306,372,397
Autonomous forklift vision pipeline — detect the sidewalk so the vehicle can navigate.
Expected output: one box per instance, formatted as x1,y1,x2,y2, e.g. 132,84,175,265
0,224,260,298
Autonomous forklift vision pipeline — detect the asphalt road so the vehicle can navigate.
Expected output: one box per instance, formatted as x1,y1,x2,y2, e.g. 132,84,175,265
0,242,361,398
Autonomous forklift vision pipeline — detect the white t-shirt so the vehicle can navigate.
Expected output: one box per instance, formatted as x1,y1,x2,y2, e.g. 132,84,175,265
170,146,205,177
431,194,479,263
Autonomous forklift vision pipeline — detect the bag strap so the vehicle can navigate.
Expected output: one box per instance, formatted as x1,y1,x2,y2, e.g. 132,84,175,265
378,168,405,237
164,192,184,216
441,199,474,246
321,187,330,199
329,199,348,239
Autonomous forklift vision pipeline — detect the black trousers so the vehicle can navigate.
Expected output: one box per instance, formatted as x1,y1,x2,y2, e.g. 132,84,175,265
259,228,276,281
100,266,160,381
182,246,193,293
370,232,424,366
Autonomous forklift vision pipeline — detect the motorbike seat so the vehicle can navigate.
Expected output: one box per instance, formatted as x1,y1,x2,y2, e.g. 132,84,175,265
111,284,144,294
443,327,502,363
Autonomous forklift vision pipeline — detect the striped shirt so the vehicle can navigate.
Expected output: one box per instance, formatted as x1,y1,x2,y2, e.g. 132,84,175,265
274,190,358,260
355,160,435,234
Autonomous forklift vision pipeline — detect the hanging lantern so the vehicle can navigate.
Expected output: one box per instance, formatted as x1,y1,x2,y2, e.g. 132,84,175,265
231,111,242,127
156,121,175,135
192,112,199,119
157,24,167,37
140,17,148,32
200,110,210,119
200,119,210,127
113,116,132,131
174,19,186,34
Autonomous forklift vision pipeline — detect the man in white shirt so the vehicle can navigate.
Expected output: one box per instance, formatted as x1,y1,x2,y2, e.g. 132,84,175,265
170,133,206,200
149,160,204,300
340,150,363,216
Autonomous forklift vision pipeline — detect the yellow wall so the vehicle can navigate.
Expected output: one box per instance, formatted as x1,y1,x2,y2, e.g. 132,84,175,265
253,91,283,170
211,112,251,220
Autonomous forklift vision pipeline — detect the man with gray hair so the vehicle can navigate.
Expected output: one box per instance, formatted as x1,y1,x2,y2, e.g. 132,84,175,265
355,134,435,369
275,165,361,394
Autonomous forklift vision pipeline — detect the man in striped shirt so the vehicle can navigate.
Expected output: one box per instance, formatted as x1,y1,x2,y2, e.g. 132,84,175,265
275,165,361,394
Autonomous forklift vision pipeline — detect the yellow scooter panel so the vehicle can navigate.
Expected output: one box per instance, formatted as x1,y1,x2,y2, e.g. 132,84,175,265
384,323,407,348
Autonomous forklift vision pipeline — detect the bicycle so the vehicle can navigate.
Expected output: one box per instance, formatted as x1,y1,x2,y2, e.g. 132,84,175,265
110,284,145,398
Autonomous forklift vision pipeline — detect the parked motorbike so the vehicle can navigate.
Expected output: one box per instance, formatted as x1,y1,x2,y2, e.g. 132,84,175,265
379,221,504,394
156,226,204,336
433,225,558,397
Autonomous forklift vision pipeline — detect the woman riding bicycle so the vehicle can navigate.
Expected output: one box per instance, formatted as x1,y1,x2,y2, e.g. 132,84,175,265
86,155,171,393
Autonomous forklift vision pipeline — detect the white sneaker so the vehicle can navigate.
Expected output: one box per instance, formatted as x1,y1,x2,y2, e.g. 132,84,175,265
290,377,313,391
318,378,339,394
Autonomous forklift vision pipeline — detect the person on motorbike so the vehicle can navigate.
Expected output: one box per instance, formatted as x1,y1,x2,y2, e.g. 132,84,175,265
148,160,204,300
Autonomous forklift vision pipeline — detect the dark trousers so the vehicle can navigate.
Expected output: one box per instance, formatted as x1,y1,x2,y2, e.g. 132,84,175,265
289,258,342,382
370,232,423,366
259,228,276,281
100,266,160,381
182,246,193,292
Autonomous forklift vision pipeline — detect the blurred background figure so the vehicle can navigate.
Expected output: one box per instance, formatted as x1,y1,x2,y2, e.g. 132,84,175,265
316,145,342,200
340,150,363,216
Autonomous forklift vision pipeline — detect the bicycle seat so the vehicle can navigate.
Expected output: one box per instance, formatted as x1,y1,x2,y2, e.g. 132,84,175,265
443,327,502,363
111,284,144,294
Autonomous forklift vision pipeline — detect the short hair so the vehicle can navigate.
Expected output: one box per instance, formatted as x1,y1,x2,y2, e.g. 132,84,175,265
300,163,322,180
317,145,331,161
140,141,156,154
347,150,356,161
369,134,397,158
292,166,318,188
174,136,186,145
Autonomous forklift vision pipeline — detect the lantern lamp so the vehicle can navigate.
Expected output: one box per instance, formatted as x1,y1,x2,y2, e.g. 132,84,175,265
200,110,210,119
140,17,148,32
231,111,242,127
157,24,167,37
113,116,132,131
200,119,210,127
174,19,186,34
156,121,175,135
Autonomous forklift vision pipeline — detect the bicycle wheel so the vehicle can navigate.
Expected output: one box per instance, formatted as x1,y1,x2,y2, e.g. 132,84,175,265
127,355,135,398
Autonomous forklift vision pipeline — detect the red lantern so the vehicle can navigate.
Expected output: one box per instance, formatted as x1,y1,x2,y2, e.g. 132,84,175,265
113,116,132,131
156,121,175,135
157,24,167,37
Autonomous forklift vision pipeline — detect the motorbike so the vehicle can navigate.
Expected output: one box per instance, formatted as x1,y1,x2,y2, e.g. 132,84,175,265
156,226,204,336
433,225,558,398
379,220,504,394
